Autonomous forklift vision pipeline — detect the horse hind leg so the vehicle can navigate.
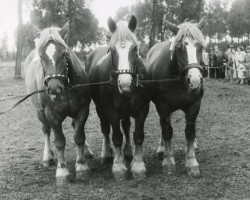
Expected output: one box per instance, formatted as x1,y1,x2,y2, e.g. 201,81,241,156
72,119,94,158
97,110,112,163
121,117,133,160
37,111,54,167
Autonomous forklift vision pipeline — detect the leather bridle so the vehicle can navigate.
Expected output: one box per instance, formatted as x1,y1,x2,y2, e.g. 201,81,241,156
41,49,71,87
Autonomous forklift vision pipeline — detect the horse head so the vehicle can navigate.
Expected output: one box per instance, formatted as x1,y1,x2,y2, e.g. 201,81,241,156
167,17,206,93
107,15,139,94
35,22,70,101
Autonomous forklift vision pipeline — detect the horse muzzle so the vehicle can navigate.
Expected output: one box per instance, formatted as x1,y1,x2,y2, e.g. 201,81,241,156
117,74,133,94
47,79,65,101
186,67,203,94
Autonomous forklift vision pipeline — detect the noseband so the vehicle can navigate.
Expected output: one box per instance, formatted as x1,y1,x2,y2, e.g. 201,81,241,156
174,47,204,76
42,50,71,87
108,48,139,85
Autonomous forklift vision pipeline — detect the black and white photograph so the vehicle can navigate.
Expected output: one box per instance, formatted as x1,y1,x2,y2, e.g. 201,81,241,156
0,0,250,199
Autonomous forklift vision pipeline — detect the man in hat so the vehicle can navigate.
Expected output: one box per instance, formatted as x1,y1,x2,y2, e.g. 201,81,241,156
214,45,225,79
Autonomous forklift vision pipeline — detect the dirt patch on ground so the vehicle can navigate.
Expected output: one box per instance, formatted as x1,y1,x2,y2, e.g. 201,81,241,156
0,62,250,200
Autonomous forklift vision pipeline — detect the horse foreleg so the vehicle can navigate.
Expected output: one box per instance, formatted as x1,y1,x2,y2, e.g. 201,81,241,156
51,123,69,185
72,119,94,158
184,103,201,177
160,116,176,174
156,136,165,156
110,116,127,180
37,111,54,167
131,108,148,179
121,117,133,159
73,106,90,180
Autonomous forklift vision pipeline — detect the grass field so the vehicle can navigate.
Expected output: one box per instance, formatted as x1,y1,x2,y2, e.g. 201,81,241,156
0,61,250,200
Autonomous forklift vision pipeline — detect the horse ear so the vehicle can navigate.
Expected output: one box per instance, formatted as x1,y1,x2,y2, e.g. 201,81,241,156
197,16,207,30
31,24,40,38
165,20,179,35
108,17,117,33
128,15,137,32
59,21,69,39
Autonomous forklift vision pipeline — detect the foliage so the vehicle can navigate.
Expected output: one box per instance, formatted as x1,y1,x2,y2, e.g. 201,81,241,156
29,0,103,49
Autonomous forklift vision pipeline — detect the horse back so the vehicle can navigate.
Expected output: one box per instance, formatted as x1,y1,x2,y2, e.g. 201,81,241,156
86,47,109,82
24,50,44,110
146,41,172,79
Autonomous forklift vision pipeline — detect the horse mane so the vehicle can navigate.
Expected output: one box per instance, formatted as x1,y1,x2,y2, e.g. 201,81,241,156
35,27,67,52
174,22,206,47
109,21,139,48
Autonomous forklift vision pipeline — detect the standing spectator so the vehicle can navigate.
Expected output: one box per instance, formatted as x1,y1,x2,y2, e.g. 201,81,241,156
234,46,246,84
214,45,225,78
244,46,250,84
225,45,235,82
209,47,216,78
202,49,209,77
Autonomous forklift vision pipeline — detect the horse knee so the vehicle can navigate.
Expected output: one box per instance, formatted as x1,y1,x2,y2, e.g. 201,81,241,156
54,135,66,150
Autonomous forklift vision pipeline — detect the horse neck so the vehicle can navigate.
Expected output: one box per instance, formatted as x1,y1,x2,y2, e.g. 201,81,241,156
68,49,88,84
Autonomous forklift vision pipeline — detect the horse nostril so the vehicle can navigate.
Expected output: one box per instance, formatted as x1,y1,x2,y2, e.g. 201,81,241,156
57,87,63,94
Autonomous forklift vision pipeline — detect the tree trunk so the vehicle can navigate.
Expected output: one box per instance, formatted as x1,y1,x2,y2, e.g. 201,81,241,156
15,0,23,79
149,0,157,50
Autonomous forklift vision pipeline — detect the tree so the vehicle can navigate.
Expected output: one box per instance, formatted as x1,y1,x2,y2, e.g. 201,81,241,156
15,0,23,79
180,0,204,22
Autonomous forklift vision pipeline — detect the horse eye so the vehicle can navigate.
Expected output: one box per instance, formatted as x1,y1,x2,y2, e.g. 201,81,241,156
134,46,138,52
184,42,188,46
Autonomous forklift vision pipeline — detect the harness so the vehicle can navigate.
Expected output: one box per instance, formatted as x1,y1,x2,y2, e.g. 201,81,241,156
42,50,71,87
107,47,142,87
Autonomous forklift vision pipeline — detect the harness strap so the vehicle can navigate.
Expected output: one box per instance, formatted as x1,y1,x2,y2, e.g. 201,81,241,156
181,64,204,75
0,89,46,115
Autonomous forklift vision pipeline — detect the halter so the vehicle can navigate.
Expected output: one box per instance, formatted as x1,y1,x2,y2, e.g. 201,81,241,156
42,49,71,87
107,47,140,86
173,43,204,77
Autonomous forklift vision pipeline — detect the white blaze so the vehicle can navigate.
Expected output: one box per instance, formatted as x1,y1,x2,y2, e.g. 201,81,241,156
46,43,56,66
115,41,133,92
185,38,202,89
185,38,198,64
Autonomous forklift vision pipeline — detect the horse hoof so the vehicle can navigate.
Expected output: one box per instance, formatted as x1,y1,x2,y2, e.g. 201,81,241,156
112,164,127,181
162,158,176,175
186,166,200,177
162,164,176,175
56,176,69,186
113,170,127,181
43,159,55,167
76,170,89,181
131,161,146,180
75,163,90,181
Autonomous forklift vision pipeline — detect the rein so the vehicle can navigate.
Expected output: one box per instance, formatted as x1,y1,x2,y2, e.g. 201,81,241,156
0,89,47,115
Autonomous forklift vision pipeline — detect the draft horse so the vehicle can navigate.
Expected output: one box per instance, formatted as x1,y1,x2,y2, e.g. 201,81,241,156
86,16,150,179
146,17,206,177
24,22,93,184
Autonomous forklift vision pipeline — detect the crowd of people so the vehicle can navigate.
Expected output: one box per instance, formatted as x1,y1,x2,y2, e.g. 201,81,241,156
201,44,250,85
